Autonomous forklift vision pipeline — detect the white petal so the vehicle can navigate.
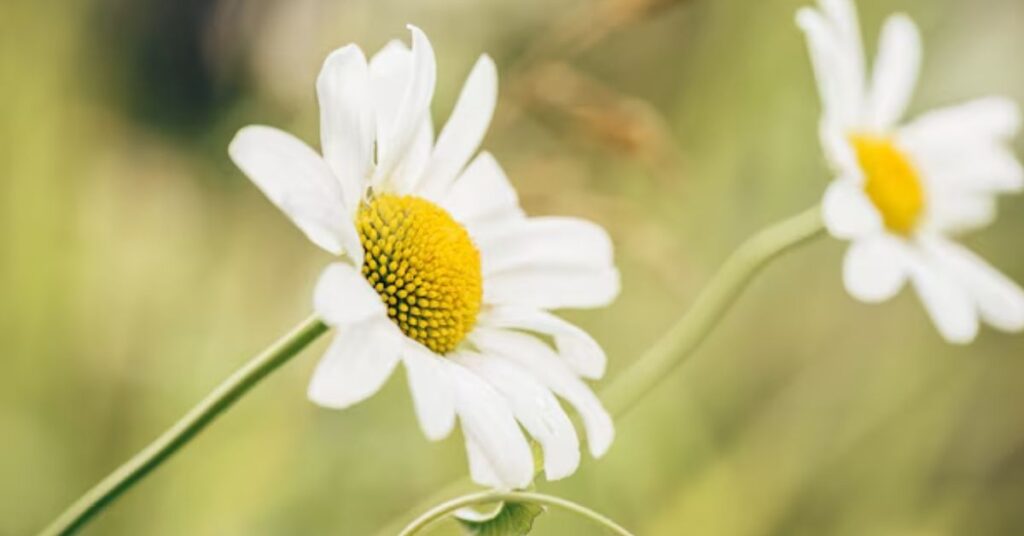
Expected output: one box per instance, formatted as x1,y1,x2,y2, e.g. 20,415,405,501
373,26,437,189
485,266,621,310
454,352,580,481
478,305,608,379
402,341,456,441
367,40,436,194
390,116,435,194
906,250,979,344
819,0,865,94
464,436,504,488
923,238,1024,333
866,14,921,130
453,503,506,524
313,263,386,326
307,319,402,409
317,45,375,213
902,97,1021,148
822,179,882,239
369,40,412,136
476,217,614,277
229,126,361,259
417,54,498,198
440,151,524,231
842,236,909,303
962,146,1023,193
797,0,865,127
471,328,614,458
925,188,997,234
796,9,853,127
448,362,534,489
908,140,1024,194
820,120,858,171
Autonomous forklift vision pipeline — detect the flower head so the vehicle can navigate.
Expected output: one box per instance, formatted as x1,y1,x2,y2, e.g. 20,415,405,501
797,0,1024,343
229,26,619,488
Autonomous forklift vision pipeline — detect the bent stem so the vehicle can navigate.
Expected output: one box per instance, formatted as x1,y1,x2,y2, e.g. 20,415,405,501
39,315,329,536
398,491,635,536
380,205,824,534
601,204,824,414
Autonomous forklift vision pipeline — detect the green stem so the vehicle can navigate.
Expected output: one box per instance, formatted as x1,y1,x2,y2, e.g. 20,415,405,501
43,206,825,536
397,491,635,536
38,315,329,536
378,205,824,535
601,204,824,415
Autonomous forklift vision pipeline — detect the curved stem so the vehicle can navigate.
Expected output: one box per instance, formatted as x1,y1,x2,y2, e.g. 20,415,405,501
379,205,824,535
397,491,635,536
601,204,824,415
38,315,329,536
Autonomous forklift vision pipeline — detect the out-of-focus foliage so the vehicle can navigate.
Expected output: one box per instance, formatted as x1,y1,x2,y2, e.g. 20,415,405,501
3,0,1024,534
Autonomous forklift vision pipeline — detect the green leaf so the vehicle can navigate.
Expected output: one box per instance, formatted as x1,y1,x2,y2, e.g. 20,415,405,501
456,501,545,536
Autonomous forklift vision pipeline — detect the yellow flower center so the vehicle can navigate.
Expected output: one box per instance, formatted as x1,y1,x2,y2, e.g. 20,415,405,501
356,194,482,354
850,134,925,236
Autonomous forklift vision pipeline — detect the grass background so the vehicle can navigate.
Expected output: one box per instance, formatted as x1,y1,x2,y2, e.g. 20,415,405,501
3,0,1024,534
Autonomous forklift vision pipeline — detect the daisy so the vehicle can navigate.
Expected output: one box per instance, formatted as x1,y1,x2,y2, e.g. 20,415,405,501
228,26,619,489
797,0,1024,343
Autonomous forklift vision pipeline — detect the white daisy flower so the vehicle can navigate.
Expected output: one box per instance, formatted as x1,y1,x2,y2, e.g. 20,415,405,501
797,0,1024,343
228,26,619,489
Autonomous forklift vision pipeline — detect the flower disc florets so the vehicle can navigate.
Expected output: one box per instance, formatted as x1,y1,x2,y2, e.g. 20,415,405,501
851,134,925,236
357,194,483,354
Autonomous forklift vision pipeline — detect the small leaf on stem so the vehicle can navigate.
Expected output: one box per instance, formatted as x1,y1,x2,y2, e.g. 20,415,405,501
456,501,545,536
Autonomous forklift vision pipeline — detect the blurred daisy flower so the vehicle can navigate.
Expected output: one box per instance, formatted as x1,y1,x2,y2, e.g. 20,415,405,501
229,26,618,489
797,0,1024,343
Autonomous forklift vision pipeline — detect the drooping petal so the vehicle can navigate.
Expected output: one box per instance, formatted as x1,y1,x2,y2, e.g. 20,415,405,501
476,217,614,277
866,14,921,130
454,352,581,481
373,26,437,189
906,249,979,344
842,236,910,303
317,44,375,213
307,319,402,409
440,152,524,232
484,266,621,310
401,340,456,441
229,126,361,259
417,54,499,198
923,238,1024,333
447,361,535,489
822,179,882,239
471,328,614,458
478,305,608,379
313,263,386,326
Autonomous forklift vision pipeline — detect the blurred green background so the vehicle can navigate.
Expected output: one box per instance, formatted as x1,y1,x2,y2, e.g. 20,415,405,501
3,0,1024,534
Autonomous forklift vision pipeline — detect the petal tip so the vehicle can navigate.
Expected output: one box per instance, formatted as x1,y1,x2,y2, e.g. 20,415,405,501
589,426,614,459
